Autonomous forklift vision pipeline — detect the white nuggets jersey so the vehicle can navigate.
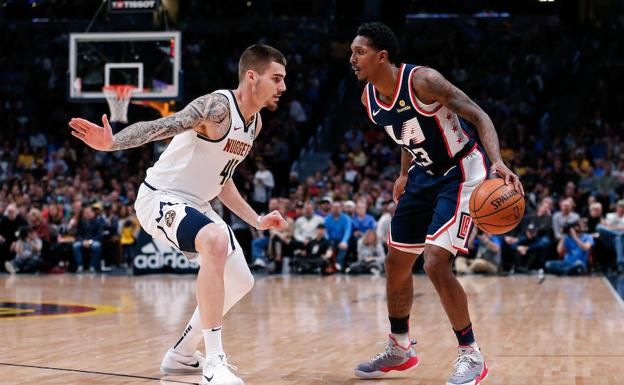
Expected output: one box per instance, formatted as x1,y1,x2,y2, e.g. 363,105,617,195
144,90,257,208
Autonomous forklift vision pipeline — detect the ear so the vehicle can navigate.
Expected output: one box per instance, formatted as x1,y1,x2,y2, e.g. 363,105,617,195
246,69,256,82
378,50,388,64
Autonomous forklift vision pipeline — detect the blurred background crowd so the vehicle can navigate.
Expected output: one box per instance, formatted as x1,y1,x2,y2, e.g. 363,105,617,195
1,0,623,276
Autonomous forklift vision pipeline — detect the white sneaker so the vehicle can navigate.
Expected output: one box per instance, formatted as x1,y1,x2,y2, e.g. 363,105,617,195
202,353,244,385
160,348,205,374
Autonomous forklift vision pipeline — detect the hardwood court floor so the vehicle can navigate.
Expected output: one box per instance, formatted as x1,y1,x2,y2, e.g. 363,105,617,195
1,273,624,385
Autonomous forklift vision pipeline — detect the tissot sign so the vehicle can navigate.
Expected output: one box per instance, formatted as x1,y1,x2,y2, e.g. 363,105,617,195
108,0,161,13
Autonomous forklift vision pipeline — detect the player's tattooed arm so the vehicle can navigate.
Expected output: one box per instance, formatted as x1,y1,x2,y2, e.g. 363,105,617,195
412,68,523,193
109,93,230,150
411,67,502,163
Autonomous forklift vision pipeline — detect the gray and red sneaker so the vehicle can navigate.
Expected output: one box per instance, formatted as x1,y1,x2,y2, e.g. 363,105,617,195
446,346,488,385
354,335,420,378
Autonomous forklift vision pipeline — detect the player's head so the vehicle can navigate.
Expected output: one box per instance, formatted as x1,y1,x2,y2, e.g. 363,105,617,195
239,44,287,111
350,22,400,82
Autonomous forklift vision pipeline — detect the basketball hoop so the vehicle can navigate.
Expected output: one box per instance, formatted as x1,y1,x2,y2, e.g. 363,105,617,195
103,85,138,123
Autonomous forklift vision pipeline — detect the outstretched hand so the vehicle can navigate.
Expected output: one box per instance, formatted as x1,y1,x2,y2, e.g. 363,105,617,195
257,210,286,231
490,161,524,195
69,114,114,151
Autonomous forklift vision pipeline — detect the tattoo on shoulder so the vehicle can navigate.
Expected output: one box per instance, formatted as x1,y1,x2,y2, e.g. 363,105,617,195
110,93,231,150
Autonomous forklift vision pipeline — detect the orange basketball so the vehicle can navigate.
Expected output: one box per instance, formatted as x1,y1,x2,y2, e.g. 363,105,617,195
469,178,525,234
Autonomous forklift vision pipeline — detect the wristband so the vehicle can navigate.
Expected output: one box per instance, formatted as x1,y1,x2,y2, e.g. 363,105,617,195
256,215,262,229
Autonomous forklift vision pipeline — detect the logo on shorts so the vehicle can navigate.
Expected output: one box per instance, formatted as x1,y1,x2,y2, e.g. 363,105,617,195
164,210,176,227
457,212,472,240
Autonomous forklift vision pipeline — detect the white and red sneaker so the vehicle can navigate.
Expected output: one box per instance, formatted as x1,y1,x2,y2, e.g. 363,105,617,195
354,335,420,378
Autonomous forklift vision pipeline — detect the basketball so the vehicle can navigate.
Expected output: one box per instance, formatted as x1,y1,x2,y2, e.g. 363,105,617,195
469,178,525,234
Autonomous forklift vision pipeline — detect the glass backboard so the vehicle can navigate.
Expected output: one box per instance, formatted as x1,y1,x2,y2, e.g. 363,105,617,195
69,31,181,101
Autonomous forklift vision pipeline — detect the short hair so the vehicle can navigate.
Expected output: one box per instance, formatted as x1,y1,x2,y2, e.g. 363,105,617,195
356,22,400,64
238,44,286,81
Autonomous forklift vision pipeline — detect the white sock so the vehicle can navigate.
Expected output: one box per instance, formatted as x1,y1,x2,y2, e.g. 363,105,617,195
391,332,410,348
203,326,224,357
172,307,203,356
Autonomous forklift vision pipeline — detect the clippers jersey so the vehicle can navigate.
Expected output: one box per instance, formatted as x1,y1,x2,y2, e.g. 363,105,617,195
364,64,475,175
144,90,257,208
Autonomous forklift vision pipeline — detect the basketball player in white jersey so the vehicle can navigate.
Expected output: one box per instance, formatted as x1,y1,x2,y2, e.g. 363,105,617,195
69,44,287,385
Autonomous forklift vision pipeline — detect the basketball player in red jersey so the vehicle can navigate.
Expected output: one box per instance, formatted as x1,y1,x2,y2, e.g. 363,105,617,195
350,22,523,385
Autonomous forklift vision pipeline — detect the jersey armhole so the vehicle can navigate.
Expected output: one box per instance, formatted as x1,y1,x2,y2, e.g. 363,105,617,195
408,66,443,116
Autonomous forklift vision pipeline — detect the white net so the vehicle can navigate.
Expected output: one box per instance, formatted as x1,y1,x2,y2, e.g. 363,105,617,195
103,85,137,123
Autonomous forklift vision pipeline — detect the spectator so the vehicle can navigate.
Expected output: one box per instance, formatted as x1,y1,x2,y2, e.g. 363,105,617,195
291,224,332,274
455,229,501,275
251,198,279,270
508,223,552,272
267,201,295,273
351,200,377,240
251,161,275,214
597,199,624,273
324,201,352,271
347,229,385,275
552,198,581,240
293,202,325,245
119,205,140,270
376,201,395,247
315,196,332,217
72,206,104,273
545,221,593,275
4,226,42,274
0,203,28,268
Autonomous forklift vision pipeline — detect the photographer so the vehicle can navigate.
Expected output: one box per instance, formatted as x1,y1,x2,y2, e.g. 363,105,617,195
4,226,42,274
545,221,593,275
456,228,501,275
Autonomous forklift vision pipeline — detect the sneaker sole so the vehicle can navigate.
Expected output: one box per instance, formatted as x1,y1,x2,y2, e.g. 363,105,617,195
354,358,420,379
160,366,203,375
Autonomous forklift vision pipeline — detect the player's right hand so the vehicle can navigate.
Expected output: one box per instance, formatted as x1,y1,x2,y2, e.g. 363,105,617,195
257,210,286,230
69,114,114,151
393,174,408,203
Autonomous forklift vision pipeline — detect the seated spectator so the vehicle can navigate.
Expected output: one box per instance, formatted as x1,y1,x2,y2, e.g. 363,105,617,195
455,229,501,275
267,201,295,273
291,224,333,274
324,201,352,271
347,229,385,275
376,201,395,248
585,202,614,272
4,226,42,274
1,203,28,269
596,199,624,273
315,196,332,217
552,198,581,240
72,206,104,273
545,221,593,275
508,223,552,273
293,201,325,247
251,198,279,270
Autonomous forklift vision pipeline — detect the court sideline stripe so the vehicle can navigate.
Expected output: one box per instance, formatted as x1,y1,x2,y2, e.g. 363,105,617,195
602,276,624,311
0,362,199,384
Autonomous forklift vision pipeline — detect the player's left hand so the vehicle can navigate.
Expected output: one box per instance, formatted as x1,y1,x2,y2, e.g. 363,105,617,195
490,161,524,195
257,210,286,230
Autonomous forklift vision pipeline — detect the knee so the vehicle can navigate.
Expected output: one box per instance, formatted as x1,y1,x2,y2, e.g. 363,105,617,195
72,242,81,252
196,227,229,266
384,251,413,276
423,251,452,280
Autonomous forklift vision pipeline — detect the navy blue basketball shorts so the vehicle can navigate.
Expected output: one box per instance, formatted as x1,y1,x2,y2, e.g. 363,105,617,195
388,145,488,256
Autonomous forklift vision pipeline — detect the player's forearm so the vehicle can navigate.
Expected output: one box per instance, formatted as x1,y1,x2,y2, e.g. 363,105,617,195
110,118,189,151
400,148,412,176
473,114,503,164
218,180,260,228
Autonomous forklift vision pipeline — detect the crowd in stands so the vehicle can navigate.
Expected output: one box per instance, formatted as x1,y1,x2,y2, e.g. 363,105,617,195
2,11,624,277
